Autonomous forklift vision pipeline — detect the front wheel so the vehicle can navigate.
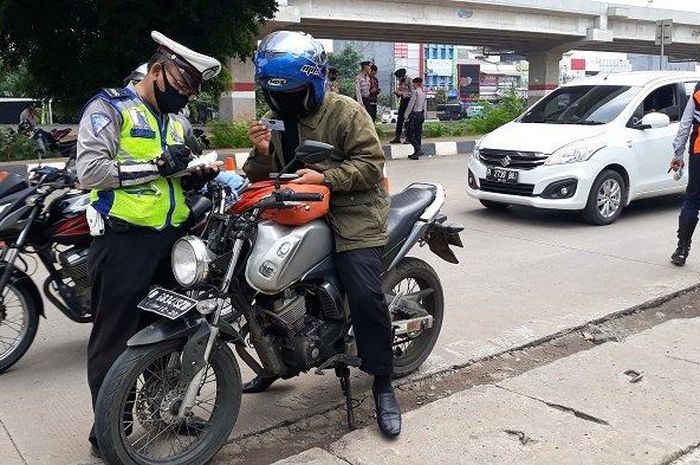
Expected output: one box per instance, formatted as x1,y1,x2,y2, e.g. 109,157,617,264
0,282,40,373
582,170,626,225
384,257,444,378
95,338,241,465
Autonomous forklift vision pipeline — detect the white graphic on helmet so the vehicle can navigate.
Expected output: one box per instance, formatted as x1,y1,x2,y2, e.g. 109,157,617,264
300,65,321,76
267,78,288,87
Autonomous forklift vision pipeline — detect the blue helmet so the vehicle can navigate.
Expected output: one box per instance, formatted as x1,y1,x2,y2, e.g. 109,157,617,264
255,31,328,117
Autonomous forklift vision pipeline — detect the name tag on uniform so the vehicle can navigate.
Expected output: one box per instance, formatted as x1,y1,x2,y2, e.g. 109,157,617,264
130,128,156,138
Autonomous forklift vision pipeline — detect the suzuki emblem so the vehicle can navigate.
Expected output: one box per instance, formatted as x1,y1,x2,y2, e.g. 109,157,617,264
500,155,511,167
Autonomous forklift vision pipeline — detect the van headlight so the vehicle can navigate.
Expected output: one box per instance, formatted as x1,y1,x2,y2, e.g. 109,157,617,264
171,236,212,287
545,139,605,165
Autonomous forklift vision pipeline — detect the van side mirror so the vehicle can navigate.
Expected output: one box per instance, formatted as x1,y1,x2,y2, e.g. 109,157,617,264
633,112,670,130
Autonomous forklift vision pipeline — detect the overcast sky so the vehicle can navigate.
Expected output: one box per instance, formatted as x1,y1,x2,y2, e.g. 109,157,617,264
615,0,700,13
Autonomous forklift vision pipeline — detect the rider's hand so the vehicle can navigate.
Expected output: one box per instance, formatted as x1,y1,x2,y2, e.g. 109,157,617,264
670,158,685,172
290,168,324,185
157,144,191,177
248,121,271,157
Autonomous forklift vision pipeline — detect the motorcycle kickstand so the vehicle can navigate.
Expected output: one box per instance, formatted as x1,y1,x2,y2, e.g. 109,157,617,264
335,365,357,431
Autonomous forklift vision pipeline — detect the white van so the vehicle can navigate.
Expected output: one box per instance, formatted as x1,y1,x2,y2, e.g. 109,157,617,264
466,71,700,224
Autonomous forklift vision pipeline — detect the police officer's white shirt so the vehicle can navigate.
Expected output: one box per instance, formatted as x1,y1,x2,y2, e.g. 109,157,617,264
673,97,697,161
404,86,427,119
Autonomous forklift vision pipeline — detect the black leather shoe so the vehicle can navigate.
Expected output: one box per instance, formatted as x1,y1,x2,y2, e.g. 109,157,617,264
408,154,421,160
90,443,102,459
373,388,402,438
242,375,279,394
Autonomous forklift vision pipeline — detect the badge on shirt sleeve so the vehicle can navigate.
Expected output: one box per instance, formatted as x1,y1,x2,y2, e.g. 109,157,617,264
90,112,112,137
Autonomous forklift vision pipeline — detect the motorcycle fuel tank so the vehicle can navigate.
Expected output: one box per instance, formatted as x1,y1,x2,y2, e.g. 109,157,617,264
246,219,333,295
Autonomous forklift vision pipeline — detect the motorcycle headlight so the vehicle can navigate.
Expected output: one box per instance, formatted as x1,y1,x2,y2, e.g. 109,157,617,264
171,236,212,288
545,139,606,165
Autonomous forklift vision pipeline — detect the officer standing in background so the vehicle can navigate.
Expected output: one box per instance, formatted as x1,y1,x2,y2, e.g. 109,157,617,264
356,60,372,114
670,81,700,266
76,31,221,457
405,77,427,160
390,68,412,144
245,31,401,438
368,64,380,121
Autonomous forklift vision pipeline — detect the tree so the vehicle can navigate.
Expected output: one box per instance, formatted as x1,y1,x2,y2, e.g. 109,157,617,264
0,0,278,115
329,45,364,98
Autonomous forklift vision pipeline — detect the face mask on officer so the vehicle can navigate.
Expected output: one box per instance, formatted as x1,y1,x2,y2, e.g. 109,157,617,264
153,65,189,114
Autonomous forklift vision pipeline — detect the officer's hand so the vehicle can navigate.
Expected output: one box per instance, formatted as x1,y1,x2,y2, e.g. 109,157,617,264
670,158,685,172
290,168,324,185
248,121,271,157
157,144,191,177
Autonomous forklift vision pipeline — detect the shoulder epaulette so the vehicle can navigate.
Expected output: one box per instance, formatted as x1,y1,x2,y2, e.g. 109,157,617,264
101,88,130,99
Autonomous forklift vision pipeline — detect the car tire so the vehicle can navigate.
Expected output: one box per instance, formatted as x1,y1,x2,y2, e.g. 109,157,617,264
480,200,510,210
582,169,626,225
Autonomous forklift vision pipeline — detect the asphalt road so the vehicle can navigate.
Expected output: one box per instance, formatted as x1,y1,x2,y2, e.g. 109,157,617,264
1,154,698,465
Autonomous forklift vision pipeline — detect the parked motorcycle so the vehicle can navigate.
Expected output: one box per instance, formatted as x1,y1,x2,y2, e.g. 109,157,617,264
94,140,464,465
0,160,216,373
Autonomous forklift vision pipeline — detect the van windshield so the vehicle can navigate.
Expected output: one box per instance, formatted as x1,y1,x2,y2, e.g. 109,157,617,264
520,85,640,125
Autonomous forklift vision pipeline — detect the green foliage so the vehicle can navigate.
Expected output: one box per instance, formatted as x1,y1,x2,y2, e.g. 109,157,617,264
467,87,526,134
423,122,448,138
0,58,33,97
374,123,387,139
0,0,278,115
434,89,448,105
329,46,363,98
207,120,251,149
256,88,271,119
0,129,40,162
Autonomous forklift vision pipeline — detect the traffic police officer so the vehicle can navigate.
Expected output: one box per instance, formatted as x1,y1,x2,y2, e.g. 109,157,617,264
76,31,221,456
671,82,700,266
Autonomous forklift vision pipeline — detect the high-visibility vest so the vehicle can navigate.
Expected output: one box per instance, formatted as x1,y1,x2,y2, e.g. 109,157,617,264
692,82,700,155
89,88,190,229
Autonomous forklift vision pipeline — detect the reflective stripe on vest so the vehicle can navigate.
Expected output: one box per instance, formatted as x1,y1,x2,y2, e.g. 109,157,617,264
90,96,190,229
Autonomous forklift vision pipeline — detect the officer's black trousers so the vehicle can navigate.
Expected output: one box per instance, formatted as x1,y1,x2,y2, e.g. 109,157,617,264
395,97,410,140
681,154,700,220
408,112,425,155
86,224,184,444
334,247,394,376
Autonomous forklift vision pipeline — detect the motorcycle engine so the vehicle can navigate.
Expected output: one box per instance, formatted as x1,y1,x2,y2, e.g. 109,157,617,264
261,288,345,372
56,246,92,312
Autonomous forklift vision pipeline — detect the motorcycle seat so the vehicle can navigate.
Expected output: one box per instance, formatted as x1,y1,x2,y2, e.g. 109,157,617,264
385,185,436,253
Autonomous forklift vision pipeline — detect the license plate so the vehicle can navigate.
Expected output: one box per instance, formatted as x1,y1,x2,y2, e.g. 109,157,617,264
486,167,519,184
138,287,198,320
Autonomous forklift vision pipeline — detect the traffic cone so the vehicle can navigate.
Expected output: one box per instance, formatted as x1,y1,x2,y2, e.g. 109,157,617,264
225,156,236,171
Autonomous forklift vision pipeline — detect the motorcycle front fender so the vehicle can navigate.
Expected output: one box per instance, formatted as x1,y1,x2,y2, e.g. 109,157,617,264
0,262,44,317
127,312,204,347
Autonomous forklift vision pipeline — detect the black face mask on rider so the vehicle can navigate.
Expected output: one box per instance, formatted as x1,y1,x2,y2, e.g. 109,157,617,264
154,65,189,114
266,87,315,119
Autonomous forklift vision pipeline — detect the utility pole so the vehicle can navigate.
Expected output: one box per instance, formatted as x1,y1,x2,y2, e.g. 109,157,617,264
655,19,673,71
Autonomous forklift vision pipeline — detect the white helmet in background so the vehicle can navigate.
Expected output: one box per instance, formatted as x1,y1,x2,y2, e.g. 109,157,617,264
123,63,149,86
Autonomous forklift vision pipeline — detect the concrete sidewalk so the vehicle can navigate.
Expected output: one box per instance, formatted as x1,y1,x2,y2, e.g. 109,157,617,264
274,317,700,465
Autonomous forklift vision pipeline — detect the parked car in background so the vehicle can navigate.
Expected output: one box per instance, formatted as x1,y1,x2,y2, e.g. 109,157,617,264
467,71,700,225
437,103,463,121
381,109,399,124
464,104,486,118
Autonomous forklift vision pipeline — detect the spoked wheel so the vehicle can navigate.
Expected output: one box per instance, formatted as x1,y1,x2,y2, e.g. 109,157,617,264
95,338,241,465
383,257,444,378
0,282,40,373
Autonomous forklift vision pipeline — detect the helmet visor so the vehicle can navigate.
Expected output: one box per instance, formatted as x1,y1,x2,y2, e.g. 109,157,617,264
258,31,326,65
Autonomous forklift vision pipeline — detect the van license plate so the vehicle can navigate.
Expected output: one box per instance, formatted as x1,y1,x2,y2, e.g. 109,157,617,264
486,168,518,184
138,287,198,320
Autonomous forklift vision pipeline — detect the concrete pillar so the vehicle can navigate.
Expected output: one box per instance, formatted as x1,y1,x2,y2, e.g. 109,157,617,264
527,50,562,104
219,59,256,121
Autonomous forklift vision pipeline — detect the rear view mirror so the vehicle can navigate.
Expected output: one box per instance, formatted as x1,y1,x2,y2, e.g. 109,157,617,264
294,140,335,165
636,112,670,130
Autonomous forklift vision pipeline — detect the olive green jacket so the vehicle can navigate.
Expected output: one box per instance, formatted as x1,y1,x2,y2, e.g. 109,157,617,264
243,92,389,252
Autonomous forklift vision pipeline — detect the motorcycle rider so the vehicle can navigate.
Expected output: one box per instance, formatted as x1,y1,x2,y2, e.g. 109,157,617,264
76,31,221,457
670,81,700,266
244,31,401,438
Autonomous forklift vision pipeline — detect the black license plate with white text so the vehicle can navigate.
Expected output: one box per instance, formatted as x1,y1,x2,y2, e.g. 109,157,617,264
486,167,519,184
138,287,198,320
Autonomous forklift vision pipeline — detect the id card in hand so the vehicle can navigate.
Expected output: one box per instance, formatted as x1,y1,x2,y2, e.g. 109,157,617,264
261,118,285,132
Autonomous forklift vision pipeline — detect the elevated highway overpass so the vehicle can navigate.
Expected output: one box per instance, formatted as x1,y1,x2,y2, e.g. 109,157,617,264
222,0,700,119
